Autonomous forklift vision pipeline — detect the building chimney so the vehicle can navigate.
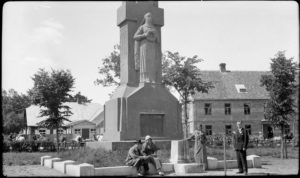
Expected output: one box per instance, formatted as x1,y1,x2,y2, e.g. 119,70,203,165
219,63,226,72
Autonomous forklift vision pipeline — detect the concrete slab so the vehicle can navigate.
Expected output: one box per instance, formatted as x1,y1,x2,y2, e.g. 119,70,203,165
66,163,94,176
44,158,61,169
94,166,137,176
40,156,52,166
207,156,218,170
162,163,174,173
247,155,262,168
53,160,75,174
174,163,204,174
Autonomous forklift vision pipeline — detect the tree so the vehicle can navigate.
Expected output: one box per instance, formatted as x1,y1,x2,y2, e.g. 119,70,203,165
94,44,120,87
30,68,75,153
95,45,213,138
67,92,92,104
260,51,298,159
2,89,31,134
162,51,214,138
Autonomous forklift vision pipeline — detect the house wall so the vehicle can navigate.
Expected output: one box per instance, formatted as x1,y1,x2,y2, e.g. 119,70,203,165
69,122,96,139
190,99,298,138
191,99,266,135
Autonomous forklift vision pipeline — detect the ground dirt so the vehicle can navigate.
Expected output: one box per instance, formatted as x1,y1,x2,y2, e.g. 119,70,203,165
2,156,298,176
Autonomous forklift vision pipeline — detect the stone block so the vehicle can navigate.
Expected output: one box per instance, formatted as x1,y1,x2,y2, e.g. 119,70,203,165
217,160,237,169
170,140,188,163
94,166,137,176
44,158,61,168
247,155,261,168
53,160,75,174
162,163,174,172
66,163,94,176
173,163,204,174
40,155,52,166
207,156,218,170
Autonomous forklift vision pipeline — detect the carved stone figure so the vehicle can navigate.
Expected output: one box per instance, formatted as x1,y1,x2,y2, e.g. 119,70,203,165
134,12,160,83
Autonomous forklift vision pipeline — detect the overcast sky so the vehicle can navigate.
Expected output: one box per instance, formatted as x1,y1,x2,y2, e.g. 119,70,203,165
2,1,299,105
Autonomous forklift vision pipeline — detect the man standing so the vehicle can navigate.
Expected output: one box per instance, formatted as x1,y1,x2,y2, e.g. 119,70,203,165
141,135,164,176
233,121,249,175
125,139,149,176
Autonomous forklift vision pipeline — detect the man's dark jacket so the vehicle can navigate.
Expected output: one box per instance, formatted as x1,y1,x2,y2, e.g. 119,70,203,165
233,128,249,151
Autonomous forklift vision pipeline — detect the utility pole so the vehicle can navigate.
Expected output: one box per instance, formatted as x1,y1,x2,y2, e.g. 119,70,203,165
224,133,227,175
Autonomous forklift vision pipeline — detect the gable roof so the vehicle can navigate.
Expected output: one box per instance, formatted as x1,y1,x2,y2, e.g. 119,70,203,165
64,119,96,127
91,111,104,126
193,70,271,100
26,102,103,127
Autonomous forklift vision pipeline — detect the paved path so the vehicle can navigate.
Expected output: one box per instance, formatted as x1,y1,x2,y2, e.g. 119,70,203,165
3,158,298,176
168,157,299,176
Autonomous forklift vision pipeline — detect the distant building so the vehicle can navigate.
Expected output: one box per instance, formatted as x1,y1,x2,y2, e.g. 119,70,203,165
188,63,298,139
21,102,103,140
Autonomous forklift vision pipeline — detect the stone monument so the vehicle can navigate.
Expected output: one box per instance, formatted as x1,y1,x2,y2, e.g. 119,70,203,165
103,1,183,141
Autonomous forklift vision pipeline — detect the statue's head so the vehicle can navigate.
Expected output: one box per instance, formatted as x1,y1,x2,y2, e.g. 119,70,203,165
143,12,153,24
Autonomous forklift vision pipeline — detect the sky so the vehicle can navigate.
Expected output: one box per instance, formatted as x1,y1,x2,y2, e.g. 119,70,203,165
2,1,299,105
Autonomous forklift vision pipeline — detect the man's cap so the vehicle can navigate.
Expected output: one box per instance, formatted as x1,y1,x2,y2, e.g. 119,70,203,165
134,139,142,144
145,135,152,140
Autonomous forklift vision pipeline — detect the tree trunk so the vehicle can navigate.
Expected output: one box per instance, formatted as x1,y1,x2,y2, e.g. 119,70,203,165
284,137,288,159
280,125,286,159
56,126,60,154
184,101,189,138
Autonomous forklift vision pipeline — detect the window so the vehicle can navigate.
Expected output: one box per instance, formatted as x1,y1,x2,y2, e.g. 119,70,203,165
75,129,81,135
225,103,231,115
284,124,290,135
235,84,247,93
205,125,212,135
90,129,96,134
225,125,232,135
204,103,212,115
57,129,64,135
244,104,251,115
245,125,251,135
39,129,46,136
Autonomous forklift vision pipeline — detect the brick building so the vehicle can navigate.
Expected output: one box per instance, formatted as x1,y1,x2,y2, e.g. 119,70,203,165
188,63,298,138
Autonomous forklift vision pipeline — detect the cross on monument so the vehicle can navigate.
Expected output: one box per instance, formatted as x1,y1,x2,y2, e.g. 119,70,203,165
117,1,164,85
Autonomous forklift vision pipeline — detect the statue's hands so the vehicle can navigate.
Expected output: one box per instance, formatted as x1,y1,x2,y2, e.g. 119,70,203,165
143,155,150,159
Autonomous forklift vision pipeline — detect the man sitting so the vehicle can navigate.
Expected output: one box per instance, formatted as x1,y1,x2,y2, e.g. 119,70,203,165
142,135,164,176
125,139,149,176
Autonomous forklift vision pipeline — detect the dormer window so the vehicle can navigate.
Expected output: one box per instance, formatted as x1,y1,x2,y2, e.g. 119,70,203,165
235,84,247,93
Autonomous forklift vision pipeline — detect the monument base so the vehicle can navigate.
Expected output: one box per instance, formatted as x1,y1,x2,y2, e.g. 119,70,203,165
103,83,183,141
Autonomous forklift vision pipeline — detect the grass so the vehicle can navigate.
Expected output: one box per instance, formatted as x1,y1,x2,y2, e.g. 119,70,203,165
3,146,298,167
3,152,58,166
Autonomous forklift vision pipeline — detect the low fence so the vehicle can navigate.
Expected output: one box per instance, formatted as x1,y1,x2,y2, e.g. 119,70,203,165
3,140,86,152
187,134,297,149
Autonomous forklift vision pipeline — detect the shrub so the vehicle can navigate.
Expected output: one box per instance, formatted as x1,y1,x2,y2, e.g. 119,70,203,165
3,140,11,152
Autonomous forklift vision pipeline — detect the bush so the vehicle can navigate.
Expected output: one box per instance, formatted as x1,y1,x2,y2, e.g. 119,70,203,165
8,140,56,152
3,140,11,152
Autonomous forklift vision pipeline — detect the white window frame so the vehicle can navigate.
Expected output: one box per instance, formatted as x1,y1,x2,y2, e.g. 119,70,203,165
39,129,46,135
235,84,248,93
74,129,81,135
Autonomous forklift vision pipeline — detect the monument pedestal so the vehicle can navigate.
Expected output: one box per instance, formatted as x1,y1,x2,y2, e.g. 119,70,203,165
103,83,183,141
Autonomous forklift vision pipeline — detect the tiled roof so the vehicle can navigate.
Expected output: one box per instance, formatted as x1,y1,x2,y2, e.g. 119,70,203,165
64,119,96,127
26,102,103,126
193,70,271,100
91,111,104,126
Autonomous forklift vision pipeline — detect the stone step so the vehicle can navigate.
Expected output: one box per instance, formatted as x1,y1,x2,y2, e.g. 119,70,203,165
174,163,205,174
